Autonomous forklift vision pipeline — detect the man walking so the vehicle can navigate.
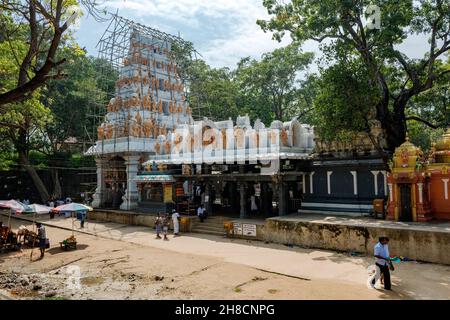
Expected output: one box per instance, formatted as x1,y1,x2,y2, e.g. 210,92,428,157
36,223,46,259
370,236,392,290
79,210,87,229
155,213,162,239
171,209,180,236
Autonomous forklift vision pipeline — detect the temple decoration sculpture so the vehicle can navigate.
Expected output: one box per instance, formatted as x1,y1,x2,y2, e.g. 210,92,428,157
313,118,387,157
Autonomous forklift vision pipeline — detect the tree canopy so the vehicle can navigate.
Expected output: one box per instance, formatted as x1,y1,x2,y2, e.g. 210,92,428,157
258,0,450,151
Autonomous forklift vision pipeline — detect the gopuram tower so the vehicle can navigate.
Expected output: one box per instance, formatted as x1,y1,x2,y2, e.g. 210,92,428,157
86,16,194,210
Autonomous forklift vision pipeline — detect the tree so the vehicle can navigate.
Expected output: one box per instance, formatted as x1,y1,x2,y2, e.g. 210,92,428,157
171,43,241,121
258,0,450,151
234,44,314,122
0,0,104,107
38,52,116,198
406,55,450,129
0,2,110,202
187,60,240,121
310,58,380,143
0,15,53,201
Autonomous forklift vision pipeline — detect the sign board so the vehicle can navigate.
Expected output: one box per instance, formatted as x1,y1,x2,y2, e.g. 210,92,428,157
163,184,173,203
204,195,209,203
233,223,243,235
242,224,257,237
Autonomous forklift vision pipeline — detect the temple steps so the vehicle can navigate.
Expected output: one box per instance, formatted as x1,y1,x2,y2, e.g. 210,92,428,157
190,216,228,236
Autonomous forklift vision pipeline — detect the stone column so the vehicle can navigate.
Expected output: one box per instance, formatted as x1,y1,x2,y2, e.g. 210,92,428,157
278,181,287,216
92,157,107,208
239,182,247,219
261,182,269,216
205,183,212,215
120,154,141,210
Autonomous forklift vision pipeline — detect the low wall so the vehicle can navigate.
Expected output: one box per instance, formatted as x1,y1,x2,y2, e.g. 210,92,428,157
263,218,450,265
90,210,450,265
88,210,194,231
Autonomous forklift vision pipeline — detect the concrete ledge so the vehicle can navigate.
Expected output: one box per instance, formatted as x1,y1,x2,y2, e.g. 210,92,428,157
88,210,196,232
298,209,369,217
264,215,450,265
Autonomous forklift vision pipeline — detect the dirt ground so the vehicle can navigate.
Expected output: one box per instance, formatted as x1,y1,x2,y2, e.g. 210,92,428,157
1,217,449,300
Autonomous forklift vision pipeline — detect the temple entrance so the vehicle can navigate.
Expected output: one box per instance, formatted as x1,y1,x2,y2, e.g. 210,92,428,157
104,156,126,209
399,184,412,222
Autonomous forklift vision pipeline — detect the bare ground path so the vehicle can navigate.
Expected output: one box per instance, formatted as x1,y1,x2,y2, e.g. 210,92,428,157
1,215,449,300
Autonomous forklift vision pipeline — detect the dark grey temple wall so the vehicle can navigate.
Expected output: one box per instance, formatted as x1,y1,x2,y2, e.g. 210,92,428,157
301,158,388,215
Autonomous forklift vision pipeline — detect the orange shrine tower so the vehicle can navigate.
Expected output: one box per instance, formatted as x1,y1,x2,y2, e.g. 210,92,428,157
386,136,432,222
426,128,450,220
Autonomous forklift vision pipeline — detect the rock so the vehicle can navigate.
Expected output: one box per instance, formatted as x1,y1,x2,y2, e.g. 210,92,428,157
45,291,56,298
154,275,164,281
33,284,42,291
21,280,29,286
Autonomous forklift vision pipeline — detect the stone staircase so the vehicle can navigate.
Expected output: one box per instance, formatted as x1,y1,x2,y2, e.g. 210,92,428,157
190,215,229,236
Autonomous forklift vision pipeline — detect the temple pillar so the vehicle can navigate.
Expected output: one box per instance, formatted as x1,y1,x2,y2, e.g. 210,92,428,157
239,182,247,219
278,181,287,216
120,154,141,210
205,183,212,215
92,157,107,208
261,182,269,216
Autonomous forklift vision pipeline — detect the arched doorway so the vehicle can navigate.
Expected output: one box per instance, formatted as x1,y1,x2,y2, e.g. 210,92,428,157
104,156,126,209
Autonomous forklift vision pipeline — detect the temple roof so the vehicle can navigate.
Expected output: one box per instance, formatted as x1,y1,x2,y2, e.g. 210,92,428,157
435,128,450,152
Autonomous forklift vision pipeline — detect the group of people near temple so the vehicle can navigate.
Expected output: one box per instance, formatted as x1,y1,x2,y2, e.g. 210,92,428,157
153,204,208,240
154,209,182,240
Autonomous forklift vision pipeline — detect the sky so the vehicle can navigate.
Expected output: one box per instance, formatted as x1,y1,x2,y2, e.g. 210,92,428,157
74,0,430,70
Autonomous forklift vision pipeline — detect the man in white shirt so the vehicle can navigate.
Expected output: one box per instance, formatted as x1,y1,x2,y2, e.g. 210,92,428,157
171,209,180,236
197,204,206,222
370,237,392,290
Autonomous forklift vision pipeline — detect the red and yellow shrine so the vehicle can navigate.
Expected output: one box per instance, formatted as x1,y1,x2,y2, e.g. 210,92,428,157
386,136,432,222
426,128,450,220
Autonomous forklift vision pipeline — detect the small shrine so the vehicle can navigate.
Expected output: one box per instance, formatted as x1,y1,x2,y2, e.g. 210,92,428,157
426,128,450,220
386,135,432,222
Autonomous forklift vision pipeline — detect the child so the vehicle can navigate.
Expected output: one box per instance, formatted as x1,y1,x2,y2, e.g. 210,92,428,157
162,213,170,240
155,213,162,239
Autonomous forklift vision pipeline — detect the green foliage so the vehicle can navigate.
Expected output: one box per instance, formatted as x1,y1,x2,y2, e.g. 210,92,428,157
234,44,314,122
0,6,114,179
188,60,240,121
311,58,379,141
42,52,117,152
172,39,314,124
408,121,445,152
258,0,450,150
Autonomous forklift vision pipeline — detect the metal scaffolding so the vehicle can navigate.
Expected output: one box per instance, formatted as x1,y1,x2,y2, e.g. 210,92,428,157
83,13,210,153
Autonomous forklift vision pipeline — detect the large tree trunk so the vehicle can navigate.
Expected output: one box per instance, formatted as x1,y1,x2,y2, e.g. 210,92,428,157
18,151,49,203
383,112,407,153
51,168,62,199
374,80,408,153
